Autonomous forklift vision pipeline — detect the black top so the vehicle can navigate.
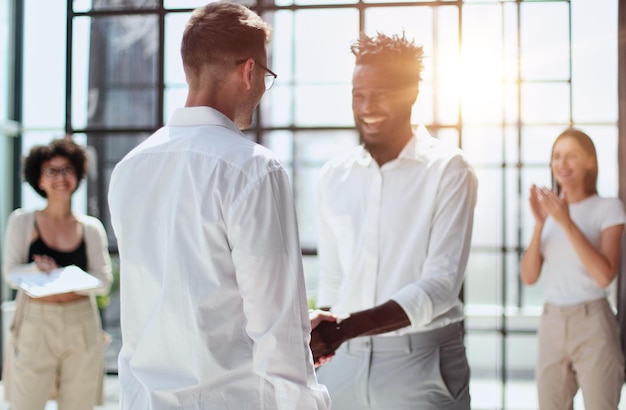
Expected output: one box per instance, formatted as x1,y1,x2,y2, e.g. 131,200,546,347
28,221,88,271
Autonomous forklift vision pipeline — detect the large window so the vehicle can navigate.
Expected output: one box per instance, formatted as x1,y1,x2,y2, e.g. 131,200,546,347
1,1,19,302
9,0,621,408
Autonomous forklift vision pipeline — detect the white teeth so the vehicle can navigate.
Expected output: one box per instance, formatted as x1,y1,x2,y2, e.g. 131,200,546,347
362,117,384,125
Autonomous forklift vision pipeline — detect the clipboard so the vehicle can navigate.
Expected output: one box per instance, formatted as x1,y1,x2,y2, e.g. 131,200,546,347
9,264,102,298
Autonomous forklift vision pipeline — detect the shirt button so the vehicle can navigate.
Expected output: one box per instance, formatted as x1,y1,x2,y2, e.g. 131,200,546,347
364,341,371,348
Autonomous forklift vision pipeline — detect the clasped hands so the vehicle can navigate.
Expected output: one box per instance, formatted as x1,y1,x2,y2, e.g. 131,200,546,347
529,184,571,227
309,309,349,368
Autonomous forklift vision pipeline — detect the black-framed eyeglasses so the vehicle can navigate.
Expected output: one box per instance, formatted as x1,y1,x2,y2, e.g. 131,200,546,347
235,58,277,90
42,166,76,178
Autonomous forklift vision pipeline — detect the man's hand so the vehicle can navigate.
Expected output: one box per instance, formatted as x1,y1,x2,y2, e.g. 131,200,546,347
309,310,339,367
310,319,346,366
310,309,336,329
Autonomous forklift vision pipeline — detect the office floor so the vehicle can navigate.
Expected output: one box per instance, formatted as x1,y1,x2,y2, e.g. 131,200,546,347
0,377,623,409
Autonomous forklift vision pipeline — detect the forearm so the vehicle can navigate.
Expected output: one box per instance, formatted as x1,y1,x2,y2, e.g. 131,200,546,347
563,221,617,287
520,223,544,285
338,300,410,338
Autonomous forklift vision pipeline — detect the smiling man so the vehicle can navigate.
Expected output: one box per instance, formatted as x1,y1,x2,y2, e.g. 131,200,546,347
310,32,478,409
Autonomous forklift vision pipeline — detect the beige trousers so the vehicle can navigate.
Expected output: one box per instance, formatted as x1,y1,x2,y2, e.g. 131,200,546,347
7,297,105,410
537,298,625,410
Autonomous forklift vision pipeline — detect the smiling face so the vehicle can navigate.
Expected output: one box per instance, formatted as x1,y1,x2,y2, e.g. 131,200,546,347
38,156,78,201
352,63,417,159
550,136,597,194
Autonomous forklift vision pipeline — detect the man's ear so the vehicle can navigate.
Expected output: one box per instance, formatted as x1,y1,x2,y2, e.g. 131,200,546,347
240,58,254,91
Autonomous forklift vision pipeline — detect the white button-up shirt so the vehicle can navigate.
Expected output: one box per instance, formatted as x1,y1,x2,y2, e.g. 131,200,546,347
108,107,330,409
317,125,478,334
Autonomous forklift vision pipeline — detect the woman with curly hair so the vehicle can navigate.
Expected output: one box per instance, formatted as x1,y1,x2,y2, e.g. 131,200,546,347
2,137,113,410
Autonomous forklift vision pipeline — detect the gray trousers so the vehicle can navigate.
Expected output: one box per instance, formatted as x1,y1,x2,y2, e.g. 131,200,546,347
316,322,470,410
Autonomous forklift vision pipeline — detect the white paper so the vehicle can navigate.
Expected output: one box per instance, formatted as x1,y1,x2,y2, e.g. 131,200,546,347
9,264,102,298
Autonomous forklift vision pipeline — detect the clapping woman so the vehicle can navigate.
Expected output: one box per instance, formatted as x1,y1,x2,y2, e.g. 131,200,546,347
520,128,625,409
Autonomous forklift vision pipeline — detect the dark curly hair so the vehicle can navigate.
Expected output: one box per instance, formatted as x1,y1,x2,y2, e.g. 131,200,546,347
23,137,88,198
351,31,425,85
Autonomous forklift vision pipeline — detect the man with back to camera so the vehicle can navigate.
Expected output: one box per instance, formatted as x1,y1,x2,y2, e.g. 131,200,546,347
310,32,478,409
108,2,331,408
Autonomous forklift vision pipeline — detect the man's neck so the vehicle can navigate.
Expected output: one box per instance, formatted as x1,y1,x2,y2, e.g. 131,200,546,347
368,132,413,166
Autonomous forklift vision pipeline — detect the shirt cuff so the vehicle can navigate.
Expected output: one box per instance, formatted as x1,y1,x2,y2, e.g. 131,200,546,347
391,284,433,327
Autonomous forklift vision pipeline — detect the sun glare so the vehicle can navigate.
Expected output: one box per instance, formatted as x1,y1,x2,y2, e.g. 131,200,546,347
459,49,508,124
434,42,514,130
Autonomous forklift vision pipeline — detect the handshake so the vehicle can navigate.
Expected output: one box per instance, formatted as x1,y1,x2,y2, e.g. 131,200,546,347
309,309,350,368
308,301,409,367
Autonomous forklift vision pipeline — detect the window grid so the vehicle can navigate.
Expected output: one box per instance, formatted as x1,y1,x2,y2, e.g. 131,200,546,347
39,1,618,407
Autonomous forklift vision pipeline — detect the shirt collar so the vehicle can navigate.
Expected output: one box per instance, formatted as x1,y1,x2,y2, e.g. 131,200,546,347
352,124,434,167
168,106,242,136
